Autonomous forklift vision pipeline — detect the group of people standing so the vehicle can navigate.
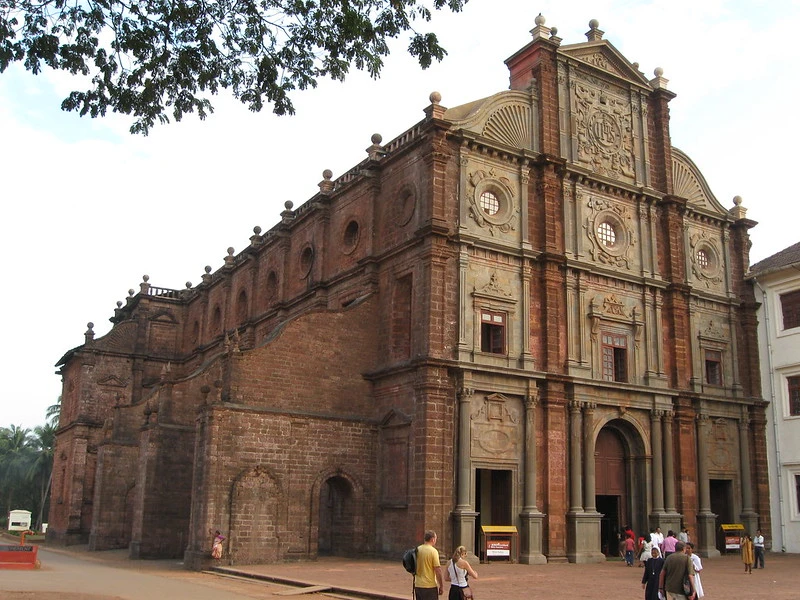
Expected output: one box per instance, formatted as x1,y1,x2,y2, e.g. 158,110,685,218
641,538,704,600
740,529,766,574
414,530,478,600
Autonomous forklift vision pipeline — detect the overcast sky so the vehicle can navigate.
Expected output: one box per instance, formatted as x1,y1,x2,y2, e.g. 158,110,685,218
2,0,797,430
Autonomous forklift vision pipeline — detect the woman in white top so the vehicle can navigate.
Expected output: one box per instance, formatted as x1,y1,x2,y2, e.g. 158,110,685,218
445,545,478,600
686,542,704,598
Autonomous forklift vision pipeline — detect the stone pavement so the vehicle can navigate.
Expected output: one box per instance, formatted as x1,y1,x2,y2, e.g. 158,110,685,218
2,531,798,600
220,552,799,600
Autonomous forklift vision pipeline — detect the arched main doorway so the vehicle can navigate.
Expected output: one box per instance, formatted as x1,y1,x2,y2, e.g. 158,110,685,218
318,475,356,556
595,421,647,557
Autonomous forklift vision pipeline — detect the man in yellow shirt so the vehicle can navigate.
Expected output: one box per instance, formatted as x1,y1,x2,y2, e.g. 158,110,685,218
415,530,444,599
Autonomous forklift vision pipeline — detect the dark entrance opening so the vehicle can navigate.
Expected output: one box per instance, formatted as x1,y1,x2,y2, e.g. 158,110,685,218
474,469,513,556
597,495,620,557
318,476,354,556
710,479,734,553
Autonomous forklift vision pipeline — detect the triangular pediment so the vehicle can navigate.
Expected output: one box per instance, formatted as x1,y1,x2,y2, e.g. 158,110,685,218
445,90,534,150
150,309,178,324
97,375,128,388
560,41,650,87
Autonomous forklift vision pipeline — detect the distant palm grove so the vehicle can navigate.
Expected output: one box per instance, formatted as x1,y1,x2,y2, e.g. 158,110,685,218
1,400,58,530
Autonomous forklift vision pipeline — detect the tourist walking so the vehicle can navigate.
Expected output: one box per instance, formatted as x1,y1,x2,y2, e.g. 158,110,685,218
445,545,477,600
641,546,665,600
659,541,696,600
685,543,704,598
415,531,444,600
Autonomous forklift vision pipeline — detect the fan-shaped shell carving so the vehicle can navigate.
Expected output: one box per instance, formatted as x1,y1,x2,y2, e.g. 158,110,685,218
482,103,531,149
673,156,708,208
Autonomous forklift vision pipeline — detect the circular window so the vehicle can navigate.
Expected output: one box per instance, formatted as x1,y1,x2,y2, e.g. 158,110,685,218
597,221,617,247
343,220,360,254
591,210,628,258
696,249,709,269
694,244,721,279
479,191,500,216
395,185,416,226
472,181,513,226
300,246,314,278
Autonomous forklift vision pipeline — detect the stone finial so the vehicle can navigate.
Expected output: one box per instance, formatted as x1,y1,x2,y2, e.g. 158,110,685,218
729,195,747,219
128,289,135,298
116,301,123,308
85,322,95,343
281,200,295,224
586,19,604,41
425,91,447,120
224,247,235,267
202,265,212,285
140,274,150,294
549,26,562,44
319,169,334,194
650,67,670,90
185,282,192,289
250,225,264,247
367,133,385,161
529,13,551,39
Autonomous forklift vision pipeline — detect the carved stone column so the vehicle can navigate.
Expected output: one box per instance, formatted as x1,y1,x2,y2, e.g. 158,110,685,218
696,413,719,557
738,411,759,535
663,411,676,513
660,410,681,535
567,401,603,564
649,411,665,525
569,401,583,513
583,403,597,512
453,387,479,556
519,389,546,564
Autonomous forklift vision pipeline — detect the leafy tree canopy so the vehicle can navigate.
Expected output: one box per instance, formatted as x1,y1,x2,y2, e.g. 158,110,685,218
0,0,467,134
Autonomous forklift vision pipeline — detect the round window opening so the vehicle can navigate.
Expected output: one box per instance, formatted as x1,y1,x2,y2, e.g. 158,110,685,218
343,220,360,252
480,191,500,216
597,221,617,247
300,246,314,277
697,249,709,269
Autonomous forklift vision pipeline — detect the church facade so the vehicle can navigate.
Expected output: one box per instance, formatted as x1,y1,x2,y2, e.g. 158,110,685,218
49,17,768,566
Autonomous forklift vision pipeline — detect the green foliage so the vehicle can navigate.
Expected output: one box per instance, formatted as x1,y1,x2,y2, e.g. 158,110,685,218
0,0,467,134
0,419,55,530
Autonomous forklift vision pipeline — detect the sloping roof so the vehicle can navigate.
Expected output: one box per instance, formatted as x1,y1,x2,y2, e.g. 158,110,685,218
750,241,800,276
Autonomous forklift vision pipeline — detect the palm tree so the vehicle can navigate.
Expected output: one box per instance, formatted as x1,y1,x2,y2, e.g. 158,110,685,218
27,423,56,529
0,425,35,522
46,396,62,427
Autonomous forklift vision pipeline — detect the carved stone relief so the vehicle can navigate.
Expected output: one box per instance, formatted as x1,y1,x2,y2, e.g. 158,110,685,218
708,418,734,470
584,195,635,269
689,230,723,289
466,168,518,236
573,81,635,181
471,393,521,460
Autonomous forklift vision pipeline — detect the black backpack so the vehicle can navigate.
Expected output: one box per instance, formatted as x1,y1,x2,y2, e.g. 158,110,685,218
402,547,418,574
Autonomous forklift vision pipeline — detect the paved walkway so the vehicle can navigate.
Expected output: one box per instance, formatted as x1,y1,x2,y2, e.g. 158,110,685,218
2,533,798,600
219,552,798,600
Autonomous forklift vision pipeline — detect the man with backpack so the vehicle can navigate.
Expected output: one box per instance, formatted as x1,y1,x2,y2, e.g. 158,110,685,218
415,530,444,599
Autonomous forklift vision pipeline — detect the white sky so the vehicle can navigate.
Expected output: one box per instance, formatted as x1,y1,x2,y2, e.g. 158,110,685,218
1,0,797,430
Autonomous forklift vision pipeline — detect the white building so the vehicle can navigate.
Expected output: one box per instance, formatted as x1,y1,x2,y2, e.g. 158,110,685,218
751,242,800,553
